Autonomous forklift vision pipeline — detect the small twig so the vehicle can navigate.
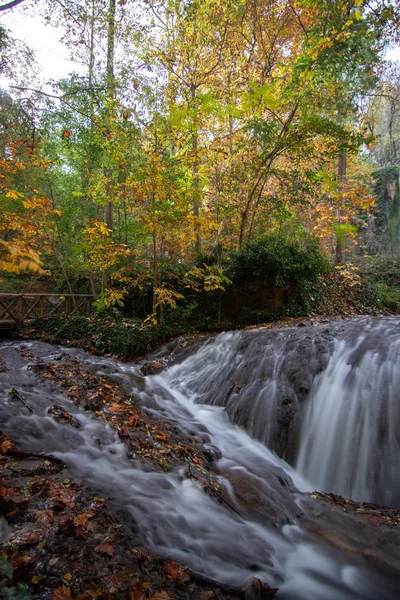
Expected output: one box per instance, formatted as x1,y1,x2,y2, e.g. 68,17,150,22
9,388,33,412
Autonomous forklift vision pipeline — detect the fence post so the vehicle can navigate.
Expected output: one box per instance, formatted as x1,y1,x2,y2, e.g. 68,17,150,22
40,296,47,317
16,295,23,321
65,296,72,316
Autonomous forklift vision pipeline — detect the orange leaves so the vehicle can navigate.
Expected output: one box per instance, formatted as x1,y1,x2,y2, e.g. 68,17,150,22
164,561,190,582
48,484,77,509
51,587,73,600
0,485,17,501
0,436,15,454
126,411,140,427
108,402,129,413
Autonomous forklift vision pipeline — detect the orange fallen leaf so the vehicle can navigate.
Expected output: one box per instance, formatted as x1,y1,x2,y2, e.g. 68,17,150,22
51,586,72,600
164,561,190,581
108,403,128,412
1,438,15,453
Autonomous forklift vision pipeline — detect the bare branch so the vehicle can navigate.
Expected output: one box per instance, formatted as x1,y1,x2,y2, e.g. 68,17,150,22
0,0,26,12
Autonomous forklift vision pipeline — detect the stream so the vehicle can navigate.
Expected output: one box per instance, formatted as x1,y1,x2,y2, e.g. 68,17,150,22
1,316,400,599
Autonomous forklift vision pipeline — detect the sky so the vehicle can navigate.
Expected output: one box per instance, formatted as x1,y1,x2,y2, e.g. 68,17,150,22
1,0,400,89
0,3,85,89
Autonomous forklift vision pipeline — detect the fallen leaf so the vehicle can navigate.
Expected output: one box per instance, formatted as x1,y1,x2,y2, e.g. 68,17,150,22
164,561,190,581
95,541,114,556
0,486,17,501
127,581,145,600
35,509,54,523
49,485,76,508
72,510,94,526
103,573,128,591
152,593,172,600
1,438,14,453
51,587,72,600
108,403,128,412
369,515,384,525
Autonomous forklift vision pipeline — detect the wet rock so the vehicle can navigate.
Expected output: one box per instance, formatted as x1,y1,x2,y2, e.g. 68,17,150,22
140,359,167,375
245,577,278,599
221,465,300,528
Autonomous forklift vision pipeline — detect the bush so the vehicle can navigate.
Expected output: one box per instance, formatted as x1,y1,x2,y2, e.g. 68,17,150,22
16,315,172,360
354,256,400,313
355,256,400,287
227,228,330,288
0,557,31,599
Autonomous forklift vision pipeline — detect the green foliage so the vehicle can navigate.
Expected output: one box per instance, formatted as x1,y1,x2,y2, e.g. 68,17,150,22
354,256,400,312
356,255,400,287
228,228,330,288
335,223,358,246
17,315,172,360
0,557,31,600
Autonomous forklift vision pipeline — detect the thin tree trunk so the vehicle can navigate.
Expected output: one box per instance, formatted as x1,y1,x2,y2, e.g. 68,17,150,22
335,150,347,265
102,0,116,290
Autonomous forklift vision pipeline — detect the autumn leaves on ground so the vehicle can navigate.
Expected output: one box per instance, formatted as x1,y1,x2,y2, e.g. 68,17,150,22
0,347,277,600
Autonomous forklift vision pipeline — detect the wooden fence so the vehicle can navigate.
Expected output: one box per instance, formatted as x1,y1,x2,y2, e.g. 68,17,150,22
0,294,93,326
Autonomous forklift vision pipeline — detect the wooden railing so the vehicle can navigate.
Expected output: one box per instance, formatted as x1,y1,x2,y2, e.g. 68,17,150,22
0,294,93,325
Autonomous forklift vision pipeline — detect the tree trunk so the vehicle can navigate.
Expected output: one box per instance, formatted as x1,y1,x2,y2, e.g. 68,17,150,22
335,150,347,265
102,0,116,290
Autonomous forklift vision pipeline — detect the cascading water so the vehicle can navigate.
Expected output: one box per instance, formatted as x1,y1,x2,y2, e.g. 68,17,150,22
1,318,400,599
296,318,400,506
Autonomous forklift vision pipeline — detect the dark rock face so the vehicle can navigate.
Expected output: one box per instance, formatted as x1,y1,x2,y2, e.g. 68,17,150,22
186,324,343,464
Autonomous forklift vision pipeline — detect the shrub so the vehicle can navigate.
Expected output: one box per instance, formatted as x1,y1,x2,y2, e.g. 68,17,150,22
227,228,330,287
16,315,172,360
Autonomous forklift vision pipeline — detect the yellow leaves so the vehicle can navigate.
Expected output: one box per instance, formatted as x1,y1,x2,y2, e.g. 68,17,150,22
335,264,362,287
184,265,231,293
154,286,184,310
0,242,45,274
22,197,51,211
5,190,21,200
83,219,112,239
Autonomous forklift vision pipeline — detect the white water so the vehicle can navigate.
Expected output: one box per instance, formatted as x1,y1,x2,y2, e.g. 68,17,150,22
296,319,400,505
1,323,400,599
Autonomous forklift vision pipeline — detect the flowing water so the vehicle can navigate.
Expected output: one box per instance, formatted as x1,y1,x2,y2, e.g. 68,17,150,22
1,317,400,599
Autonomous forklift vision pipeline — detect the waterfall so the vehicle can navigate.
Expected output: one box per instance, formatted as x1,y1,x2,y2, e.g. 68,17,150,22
296,318,400,506
2,318,400,598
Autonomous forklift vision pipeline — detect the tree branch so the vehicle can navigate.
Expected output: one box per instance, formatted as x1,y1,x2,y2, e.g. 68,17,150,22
0,0,26,12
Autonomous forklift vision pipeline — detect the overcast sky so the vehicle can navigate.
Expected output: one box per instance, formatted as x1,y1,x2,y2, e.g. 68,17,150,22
0,2,84,88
